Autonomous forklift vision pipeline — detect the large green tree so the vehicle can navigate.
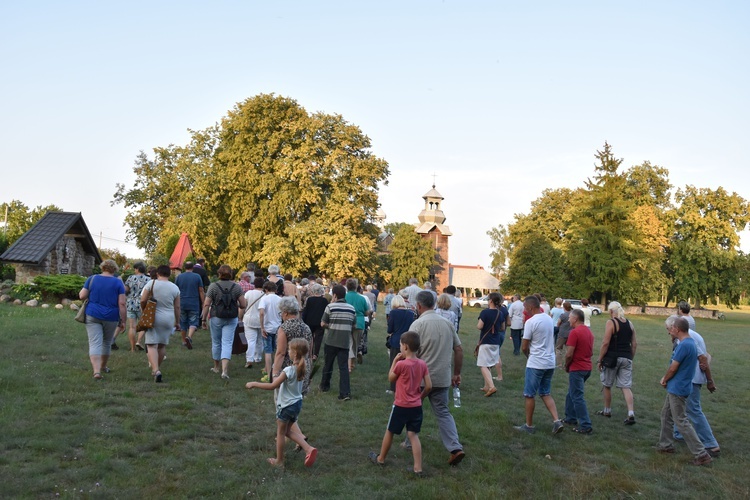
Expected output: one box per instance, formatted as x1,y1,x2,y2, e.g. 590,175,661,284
114,94,389,277
501,232,570,298
665,186,750,307
1,200,63,244
388,225,435,289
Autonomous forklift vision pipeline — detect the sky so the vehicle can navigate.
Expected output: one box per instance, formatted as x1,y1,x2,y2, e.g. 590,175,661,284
1,1,749,269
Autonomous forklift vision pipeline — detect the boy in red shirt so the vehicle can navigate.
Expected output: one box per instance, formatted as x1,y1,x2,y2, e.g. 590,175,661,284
369,331,432,475
563,309,594,434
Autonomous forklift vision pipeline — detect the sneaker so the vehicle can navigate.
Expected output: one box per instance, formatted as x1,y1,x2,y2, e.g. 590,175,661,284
595,410,611,418
338,394,351,401
707,448,721,458
623,416,636,425
448,450,465,466
514,424,536,434
691,452,712,466
135,343,144,351
185,337,193,350
552,420,564,434
111,343,119,350
574,427,593,434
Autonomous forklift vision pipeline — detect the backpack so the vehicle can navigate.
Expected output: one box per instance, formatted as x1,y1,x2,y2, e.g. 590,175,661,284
214,283,238,319
265,277,285,297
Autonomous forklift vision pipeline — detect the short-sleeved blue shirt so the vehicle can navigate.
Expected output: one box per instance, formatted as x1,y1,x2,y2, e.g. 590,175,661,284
478,307,507,345
83,275,125,321
667,337,697,397
175,271,204,311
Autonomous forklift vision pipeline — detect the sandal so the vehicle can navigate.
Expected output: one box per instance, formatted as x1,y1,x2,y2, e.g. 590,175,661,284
484,387,497,397
595,410,611,418
304,448,318,467
93,372,103,380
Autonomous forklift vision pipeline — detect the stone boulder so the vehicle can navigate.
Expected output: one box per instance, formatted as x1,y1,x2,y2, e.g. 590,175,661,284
26,299,39,307
41,303,50,309
0,294,11,303
61,298,72,306
55,304,64,310
70,303,80,311
13,299,23,305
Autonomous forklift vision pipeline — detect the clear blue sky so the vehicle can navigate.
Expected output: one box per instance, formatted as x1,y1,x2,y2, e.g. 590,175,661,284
2,1,748,267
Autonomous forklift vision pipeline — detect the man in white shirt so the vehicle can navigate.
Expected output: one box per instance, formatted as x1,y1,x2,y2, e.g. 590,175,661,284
258,281,282,381
515,295,563,435
403,278,423,307
507,295,525,356
678,301,697,331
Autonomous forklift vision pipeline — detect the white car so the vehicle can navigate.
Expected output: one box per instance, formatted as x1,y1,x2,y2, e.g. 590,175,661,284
562,299,602,315
469,295,489,308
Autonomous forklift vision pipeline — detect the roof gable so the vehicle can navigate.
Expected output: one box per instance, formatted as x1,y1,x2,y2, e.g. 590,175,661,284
0,212,101,265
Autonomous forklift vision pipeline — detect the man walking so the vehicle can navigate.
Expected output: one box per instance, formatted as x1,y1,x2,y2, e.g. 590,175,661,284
175,261,205,349
410,290,465,466
515,295,564,435
320,284,356,400
657,316,712,465
345,278,370,367
508,294,524,356
403,278,422,307
563,309,594,434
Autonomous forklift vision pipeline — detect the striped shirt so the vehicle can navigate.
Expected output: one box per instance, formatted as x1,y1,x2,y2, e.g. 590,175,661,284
321,299,356,349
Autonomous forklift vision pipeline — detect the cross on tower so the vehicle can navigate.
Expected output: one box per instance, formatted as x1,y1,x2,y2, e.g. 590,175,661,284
431,172,438,188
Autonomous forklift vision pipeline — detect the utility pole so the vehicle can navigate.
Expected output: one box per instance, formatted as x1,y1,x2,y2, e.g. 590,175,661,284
99,231,102,249
3,205,7,236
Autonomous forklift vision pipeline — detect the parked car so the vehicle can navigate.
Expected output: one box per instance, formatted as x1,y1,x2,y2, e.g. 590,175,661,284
469,295,489,308
562,299,602,315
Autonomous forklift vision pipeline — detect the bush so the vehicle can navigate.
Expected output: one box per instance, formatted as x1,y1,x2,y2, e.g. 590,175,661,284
10,283,40,302
33,274,86,301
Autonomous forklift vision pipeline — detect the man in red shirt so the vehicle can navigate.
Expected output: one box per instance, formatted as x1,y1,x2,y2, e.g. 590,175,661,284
563,309,594,434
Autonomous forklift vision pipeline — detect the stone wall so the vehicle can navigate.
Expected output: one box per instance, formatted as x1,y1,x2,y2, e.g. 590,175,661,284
622,305,720,320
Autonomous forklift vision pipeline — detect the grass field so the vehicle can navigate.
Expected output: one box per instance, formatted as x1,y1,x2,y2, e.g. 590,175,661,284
1,303,748,498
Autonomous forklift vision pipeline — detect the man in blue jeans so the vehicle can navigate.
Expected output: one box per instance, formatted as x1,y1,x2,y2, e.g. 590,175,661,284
175,261,205,349
515,295,563,435
563,309,594,434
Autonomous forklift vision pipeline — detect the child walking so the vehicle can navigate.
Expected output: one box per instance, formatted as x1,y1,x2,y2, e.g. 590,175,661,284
369,331,432,475
246,338,318,467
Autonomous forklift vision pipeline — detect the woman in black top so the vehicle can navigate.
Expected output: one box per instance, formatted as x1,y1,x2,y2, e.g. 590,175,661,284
301,283,329,360
596,301,638,424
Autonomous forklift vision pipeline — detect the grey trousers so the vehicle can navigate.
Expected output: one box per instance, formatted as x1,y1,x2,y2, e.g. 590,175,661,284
427,387,463,453
658,392,706,458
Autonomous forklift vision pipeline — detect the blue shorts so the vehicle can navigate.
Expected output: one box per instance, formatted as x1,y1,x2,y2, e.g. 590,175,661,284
276,399,302,423
386,405,423,435
523,367,555,398
263,333,277,354
126,310,141,320
180,309,200,331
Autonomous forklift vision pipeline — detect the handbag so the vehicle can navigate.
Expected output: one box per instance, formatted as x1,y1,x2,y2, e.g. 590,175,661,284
136,280,157,331
75,275,96,323
475,309,500,357
601,319,619,368
232,322,248,355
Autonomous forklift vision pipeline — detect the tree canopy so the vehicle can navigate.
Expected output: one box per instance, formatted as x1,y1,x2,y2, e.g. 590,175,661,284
1,200,63,245
388,224,436,289
114,94,390,278
493,143,749,308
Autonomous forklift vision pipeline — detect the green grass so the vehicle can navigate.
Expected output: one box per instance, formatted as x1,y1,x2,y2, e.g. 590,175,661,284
0,303,748,498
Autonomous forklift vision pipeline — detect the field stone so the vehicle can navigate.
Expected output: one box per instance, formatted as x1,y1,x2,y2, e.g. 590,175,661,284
13,299,23,305
55,304,64,310
26,299,39,307
42,304,50,308
61,298,72,306
0,294,10,303
70,303,80,311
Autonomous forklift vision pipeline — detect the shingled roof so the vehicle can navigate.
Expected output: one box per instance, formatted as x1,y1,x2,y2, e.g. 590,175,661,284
0,211,101,265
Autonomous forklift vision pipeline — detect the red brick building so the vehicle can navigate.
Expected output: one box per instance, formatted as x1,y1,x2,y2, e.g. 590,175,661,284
415,185,452,291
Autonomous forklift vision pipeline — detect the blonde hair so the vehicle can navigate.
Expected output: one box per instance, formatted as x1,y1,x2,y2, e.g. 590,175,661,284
437,293,453,310
608,301,626,319
100,259,119,274
288,338,309,381
391,295,406,309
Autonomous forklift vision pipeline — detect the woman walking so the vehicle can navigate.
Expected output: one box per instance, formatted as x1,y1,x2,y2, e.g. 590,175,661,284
202,265,247,380
476,292,506,397
141,265,180,383
596,301,638,424
79,259,126,380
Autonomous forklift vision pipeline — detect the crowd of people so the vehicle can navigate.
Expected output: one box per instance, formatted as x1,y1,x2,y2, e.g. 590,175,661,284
78,262,719,470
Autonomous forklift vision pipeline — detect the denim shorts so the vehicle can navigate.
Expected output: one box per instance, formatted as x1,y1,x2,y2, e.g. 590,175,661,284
523,367,555,398
263,333,277,354
126,310,141,320
180,309,200,331
276,399,302,423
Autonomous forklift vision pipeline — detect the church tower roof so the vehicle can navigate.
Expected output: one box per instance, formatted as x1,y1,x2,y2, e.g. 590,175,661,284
416,184,452,236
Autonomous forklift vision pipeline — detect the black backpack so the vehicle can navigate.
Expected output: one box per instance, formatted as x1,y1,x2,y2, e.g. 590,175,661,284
214,283,238,319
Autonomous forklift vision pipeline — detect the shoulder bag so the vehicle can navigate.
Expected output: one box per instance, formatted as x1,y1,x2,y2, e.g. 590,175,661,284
74,276,95,323
136,280,158,331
